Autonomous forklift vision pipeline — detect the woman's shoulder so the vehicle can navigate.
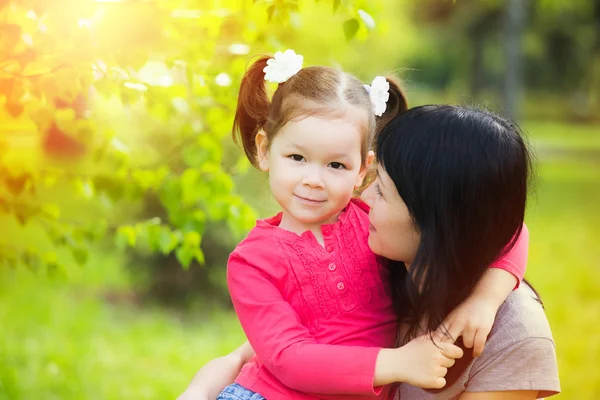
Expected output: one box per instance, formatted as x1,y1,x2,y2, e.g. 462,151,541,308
463,284,560,397
397,284,560,399
487,283,555,346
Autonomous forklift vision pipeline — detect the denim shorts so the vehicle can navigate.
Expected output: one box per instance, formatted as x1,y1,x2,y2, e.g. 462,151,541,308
217,383,266,400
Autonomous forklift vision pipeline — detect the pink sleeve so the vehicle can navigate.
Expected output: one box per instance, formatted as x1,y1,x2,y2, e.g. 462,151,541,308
489,223,529,288
228,251,382,395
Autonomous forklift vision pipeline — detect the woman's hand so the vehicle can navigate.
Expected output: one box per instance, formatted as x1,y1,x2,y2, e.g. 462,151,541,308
439,268,518,357
440,295,498,357
375,335,464,389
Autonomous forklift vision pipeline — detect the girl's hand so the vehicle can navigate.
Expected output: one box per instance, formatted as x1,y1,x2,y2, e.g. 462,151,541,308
438,296,498,357
393,335,464,389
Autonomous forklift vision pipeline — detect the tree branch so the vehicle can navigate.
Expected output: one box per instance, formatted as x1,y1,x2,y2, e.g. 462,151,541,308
0,64,73,79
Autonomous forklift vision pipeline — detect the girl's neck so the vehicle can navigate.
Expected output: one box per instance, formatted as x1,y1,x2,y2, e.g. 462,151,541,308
279,211,341,246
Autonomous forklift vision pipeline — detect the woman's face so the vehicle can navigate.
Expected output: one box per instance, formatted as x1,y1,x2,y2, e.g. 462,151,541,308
361,166,421,265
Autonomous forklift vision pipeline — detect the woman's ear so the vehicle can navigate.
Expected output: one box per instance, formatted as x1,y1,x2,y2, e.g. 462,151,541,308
255,131,269,172
356,150,375,189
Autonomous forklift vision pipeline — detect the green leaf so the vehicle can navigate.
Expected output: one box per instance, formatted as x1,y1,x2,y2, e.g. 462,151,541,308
21,248,41,271
333,0,341,12
116,226,137,249
343,18,360,41
194,248,205,265
93,176,124,202
43,251,59,267
267,5,276,21
71,246,89,266
40,203,61,219
87,219,108,242
13,203,36,226
357,9,375,30
158,227,179,255
183,231,201,248
175,246,193,269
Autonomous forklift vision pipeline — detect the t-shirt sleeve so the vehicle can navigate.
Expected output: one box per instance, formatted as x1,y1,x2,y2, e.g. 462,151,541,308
227,250,382,395
466,337,560,398
489,223,529,287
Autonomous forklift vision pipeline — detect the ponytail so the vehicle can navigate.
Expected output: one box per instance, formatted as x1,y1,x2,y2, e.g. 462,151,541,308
232,56,271,167
357,76,408,194
376,77,408,136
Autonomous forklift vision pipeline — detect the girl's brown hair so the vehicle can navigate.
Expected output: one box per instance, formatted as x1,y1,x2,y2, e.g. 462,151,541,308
232,55,408,168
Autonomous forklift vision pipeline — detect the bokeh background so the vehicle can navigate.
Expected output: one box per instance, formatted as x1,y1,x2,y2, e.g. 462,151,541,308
0,0,598,399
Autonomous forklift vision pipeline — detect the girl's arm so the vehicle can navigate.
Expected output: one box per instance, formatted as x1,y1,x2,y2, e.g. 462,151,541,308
440,224,529,356
489,223,529,286
229,252,463,395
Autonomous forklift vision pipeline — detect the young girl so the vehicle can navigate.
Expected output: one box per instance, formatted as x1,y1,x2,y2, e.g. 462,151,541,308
218,50,528,400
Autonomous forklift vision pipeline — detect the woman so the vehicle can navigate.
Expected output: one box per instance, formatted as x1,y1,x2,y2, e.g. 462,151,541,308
179,105,560,400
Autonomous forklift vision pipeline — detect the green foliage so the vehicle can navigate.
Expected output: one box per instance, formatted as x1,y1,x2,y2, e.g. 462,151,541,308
0,0,377,273
1,120,599,398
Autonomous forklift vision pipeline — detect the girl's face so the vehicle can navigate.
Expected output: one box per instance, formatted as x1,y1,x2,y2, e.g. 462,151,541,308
256,111,373,235
361,166,420,265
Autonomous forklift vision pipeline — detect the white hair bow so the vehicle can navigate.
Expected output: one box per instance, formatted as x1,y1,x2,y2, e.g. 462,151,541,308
263,49,304,83
364,76,390,116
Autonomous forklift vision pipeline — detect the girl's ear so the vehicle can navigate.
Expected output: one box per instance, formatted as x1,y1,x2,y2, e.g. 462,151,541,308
356,150,375,189
255,131,270,172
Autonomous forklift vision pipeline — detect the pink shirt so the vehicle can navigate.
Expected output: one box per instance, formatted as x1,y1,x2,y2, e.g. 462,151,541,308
228,199,528,400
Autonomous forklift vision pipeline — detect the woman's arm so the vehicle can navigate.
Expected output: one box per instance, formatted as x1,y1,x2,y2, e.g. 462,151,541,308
177,342,254,400
459,391,538,400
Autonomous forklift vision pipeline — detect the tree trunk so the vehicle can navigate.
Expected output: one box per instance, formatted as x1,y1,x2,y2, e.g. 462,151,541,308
502,0,527,121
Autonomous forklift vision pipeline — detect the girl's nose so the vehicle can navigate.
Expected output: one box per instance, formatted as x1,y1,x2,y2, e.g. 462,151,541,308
301,166,324,188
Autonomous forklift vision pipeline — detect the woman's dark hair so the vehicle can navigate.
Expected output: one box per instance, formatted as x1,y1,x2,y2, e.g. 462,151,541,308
376,105,533,343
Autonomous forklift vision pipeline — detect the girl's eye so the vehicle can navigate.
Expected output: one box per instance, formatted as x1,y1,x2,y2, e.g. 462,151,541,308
329,162,346,170
289,154,305,162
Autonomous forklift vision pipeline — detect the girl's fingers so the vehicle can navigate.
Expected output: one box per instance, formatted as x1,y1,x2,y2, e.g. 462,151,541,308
433,377,447,389
440,342,464,359
441,356,456,368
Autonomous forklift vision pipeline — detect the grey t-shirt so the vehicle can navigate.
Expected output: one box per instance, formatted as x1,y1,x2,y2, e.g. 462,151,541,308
396,284,560,399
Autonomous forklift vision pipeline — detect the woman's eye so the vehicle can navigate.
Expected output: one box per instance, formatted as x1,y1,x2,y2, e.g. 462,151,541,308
329,162,346,170
374,183,382,196
289,154,304,162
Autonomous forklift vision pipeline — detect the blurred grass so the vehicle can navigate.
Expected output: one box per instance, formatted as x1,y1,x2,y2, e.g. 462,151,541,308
1,120,599,399
523,120,600,398
0,254,245,400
